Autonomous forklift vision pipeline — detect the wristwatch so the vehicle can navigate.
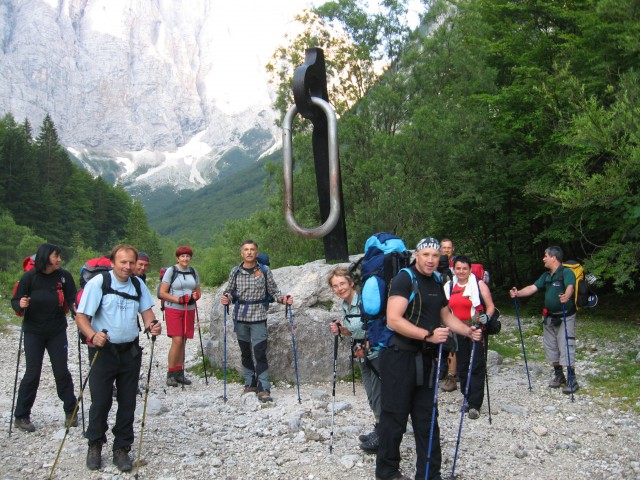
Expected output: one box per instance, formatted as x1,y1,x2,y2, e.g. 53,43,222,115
423,329,434,342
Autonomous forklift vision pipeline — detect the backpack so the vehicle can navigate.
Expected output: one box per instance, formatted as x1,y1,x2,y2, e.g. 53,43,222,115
353,233,413,351
157,265,196,309
562,261,598,310
12,255,36,317
229,262,274,306
451,256,490,284
76,256,142,307
76,256,112,306
79,256,112,288
447,275,501,335
471,263,490,285
12,254,73,317
76,271,143,343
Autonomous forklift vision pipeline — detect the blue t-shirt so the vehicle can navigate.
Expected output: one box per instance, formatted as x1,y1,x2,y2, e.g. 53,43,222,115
78,272,154,344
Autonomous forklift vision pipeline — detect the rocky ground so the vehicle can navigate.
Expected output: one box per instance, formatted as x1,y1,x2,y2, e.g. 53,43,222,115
0,298,638,480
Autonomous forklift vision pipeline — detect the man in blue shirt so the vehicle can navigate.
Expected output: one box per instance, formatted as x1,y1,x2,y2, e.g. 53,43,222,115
76,244,161,472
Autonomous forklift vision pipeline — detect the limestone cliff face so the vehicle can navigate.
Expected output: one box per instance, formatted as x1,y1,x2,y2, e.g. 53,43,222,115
0,0,281,191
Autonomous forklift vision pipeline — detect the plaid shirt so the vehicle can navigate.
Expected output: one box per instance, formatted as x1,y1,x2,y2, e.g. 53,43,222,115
224,264,282,323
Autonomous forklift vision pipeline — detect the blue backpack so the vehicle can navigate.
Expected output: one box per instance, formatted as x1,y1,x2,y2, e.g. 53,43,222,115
356,233,413,351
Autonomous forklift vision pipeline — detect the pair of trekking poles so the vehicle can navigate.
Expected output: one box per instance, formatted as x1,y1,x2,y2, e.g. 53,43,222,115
513,298,575,401
46,323,161,479
427,326,488,479
221,303,301,404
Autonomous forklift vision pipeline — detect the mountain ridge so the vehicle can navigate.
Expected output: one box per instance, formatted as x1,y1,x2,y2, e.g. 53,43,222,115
0,0,296,192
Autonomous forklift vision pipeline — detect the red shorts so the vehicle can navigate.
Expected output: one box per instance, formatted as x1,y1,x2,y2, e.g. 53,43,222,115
165,307,195,339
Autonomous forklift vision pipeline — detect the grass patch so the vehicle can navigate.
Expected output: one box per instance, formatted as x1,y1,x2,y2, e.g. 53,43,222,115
339,362,363,383
186,356,245,383
489,292,640,412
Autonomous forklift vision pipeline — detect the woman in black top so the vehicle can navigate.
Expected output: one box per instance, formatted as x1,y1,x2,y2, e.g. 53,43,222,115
11,243,78,432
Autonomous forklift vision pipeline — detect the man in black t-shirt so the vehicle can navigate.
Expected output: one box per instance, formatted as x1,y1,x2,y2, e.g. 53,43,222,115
375,237,483,480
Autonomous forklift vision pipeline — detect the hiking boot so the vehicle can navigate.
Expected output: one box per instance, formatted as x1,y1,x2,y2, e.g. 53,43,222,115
359,426,377,443
175,369,192,386
86,442,102,470
441,373,457,392
242,386,258,395
468,408,480,420
113,447,133,472
360,430,379,454
258,390,273,403
65,412,78,428
548,372,566,388
562,379,580,394
14,417,35,433
166,371,179,387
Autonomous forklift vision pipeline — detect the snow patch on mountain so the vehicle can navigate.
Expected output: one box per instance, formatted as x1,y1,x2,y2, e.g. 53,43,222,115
0,0,310,192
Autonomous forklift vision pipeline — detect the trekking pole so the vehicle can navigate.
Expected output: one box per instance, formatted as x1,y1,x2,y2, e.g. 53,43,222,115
451,338,477,478
223,305,228,402
77,329,86,433
561,303,575,402
182,303,188,391
194,303,209,385
350,339,355,395
287,304,301,403
50,330,107,479
9,323,24,436
483,333,492,425
513,298,533,391
426,343,444,479
135,321,158,479
329,333,339,453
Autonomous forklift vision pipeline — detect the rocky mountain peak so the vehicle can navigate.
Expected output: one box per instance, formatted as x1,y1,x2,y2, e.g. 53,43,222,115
0,0,295,191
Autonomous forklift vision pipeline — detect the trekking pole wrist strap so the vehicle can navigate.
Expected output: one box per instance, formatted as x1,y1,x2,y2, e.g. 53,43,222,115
423,329,433,342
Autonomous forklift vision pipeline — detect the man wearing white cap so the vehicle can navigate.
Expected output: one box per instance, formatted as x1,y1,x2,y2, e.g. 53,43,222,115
375,237,483,480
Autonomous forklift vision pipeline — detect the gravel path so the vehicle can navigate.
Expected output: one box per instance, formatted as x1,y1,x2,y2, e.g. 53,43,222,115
0,302,638,480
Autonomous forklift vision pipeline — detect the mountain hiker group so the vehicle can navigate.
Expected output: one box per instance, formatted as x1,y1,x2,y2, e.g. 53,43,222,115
9,234,585,479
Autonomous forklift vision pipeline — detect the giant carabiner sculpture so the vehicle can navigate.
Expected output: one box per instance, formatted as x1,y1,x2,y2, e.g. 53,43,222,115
282,48,349,262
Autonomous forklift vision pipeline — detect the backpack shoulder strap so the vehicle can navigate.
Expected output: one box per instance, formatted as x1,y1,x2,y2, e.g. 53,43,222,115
229,264,242,293
474,274,486,308
100,271,141,302
399,268,418,303
259,263,269,290
399,267,421,324
130,275,142,299
101,270,111,296
169,265,179,286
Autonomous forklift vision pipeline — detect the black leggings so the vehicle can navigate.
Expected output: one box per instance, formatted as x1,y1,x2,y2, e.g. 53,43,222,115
456,336,486,410
14,330,76,419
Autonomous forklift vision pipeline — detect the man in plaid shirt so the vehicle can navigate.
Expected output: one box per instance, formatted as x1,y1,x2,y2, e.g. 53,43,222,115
221,240,293,402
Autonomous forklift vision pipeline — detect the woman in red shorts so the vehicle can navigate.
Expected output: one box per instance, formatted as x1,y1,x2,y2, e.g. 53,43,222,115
159,246,201,387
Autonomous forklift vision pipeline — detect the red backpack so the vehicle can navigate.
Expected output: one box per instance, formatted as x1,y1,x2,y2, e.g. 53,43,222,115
12,254,70,316
76,256,112,306
471,263,490,285
11,255,36,317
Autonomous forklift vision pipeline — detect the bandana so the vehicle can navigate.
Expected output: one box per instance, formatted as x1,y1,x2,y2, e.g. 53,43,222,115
416,237,440,252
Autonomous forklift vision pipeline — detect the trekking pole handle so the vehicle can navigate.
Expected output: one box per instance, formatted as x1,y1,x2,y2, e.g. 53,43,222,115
283,96,341,239
144,320,159,340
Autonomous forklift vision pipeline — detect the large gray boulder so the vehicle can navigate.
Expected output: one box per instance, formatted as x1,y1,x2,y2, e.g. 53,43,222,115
205,257,363,383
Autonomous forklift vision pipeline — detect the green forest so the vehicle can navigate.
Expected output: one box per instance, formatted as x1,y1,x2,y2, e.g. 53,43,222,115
1,0,638,296
0,113,165,286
